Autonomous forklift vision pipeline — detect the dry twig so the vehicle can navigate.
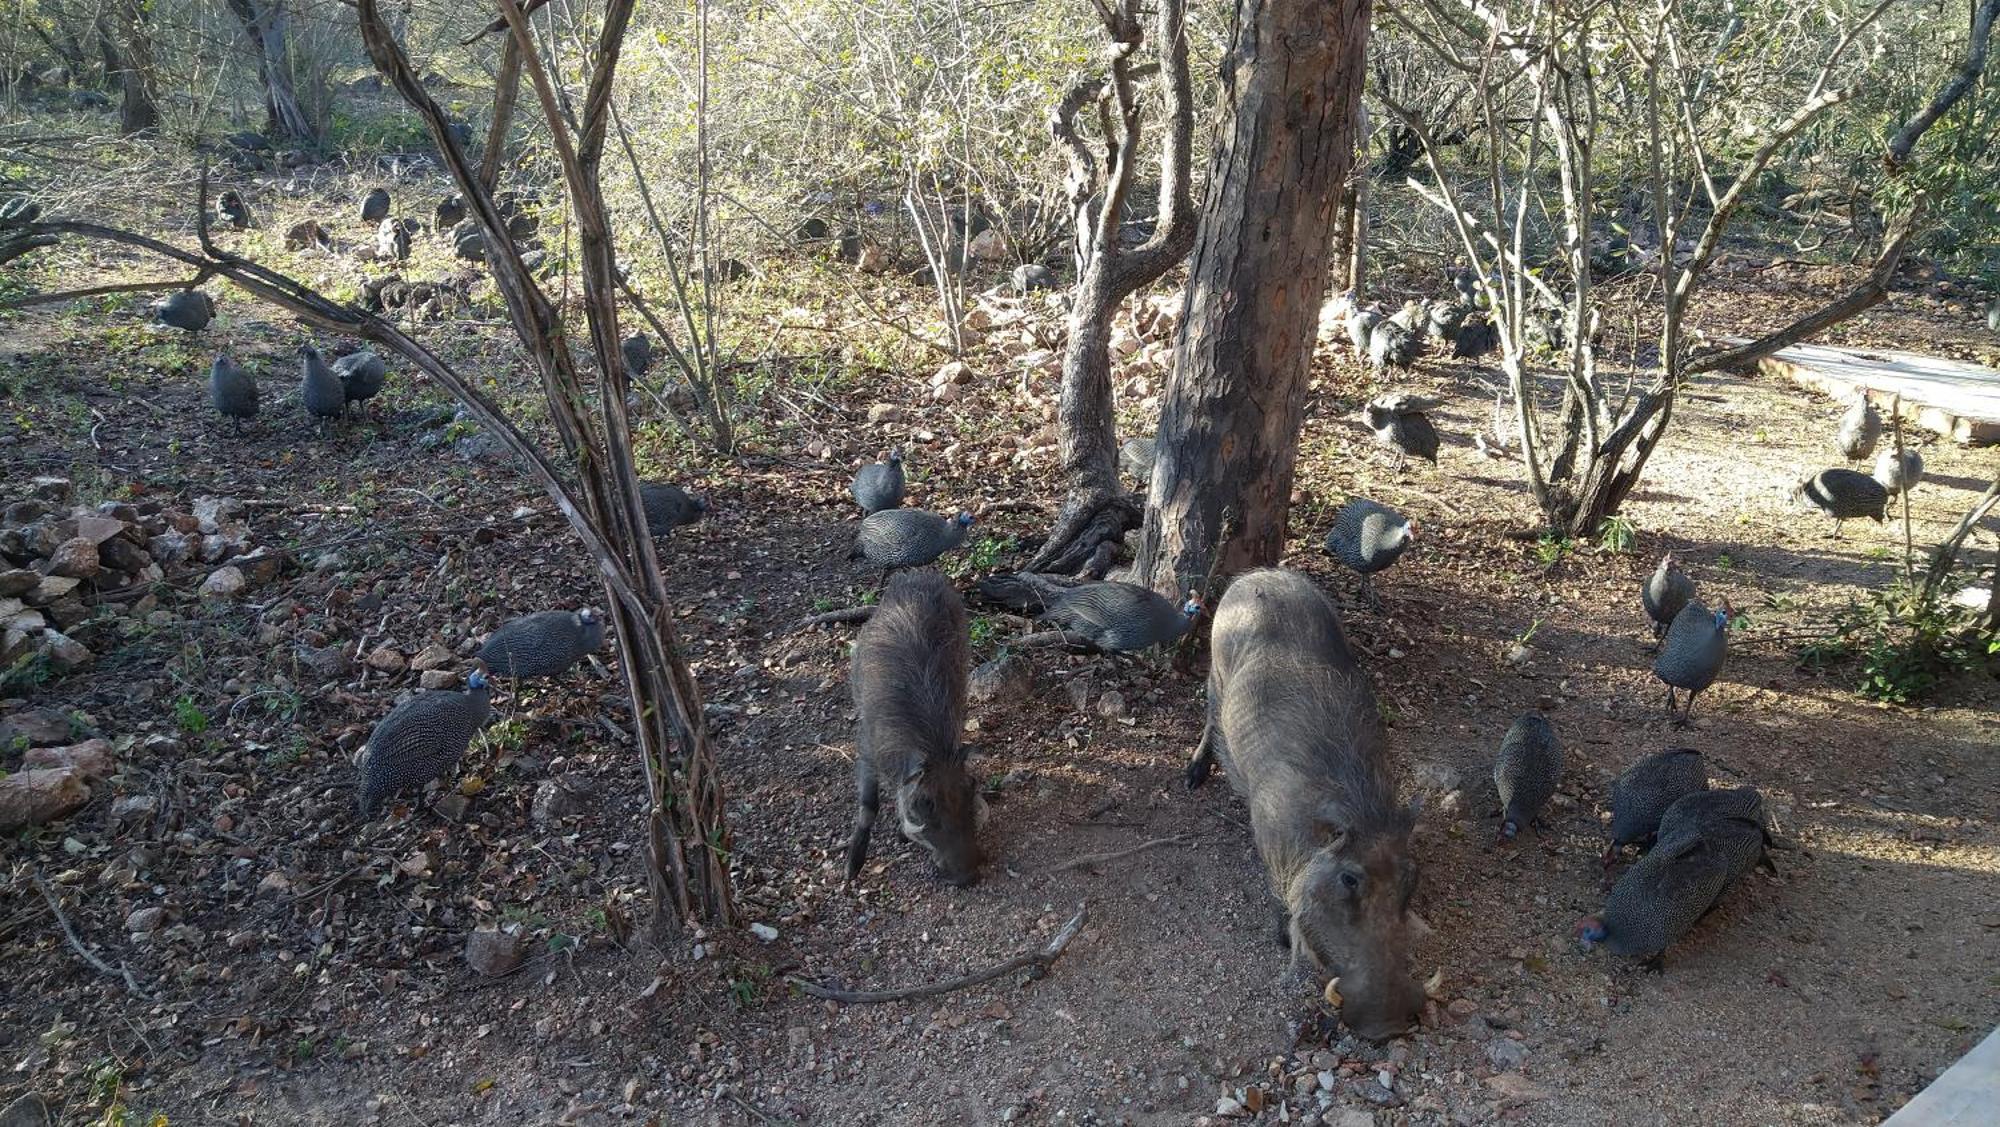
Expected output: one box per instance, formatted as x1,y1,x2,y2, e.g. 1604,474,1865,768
1036,835,1194,875
32,874,148,997
788,903,1088,1004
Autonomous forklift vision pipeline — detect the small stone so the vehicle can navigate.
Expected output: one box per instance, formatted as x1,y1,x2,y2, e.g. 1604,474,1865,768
1505,643,1533,668
191,496,242,534
124,905,166,933
1446,997,1478,1019
0,708,75,747
29,476,72,503
112,794,159,820
257,871,292,894
22,739,113,780
1485,1039,1529,1071
931,382,961,405
1215,1097,1243,1116
41,597,86,631
749,922,780,942
968,655,1033,705
933,360,969,387
530,777,592,824
867,403,903,424
1482,1073,1550,1102
40,630,90,669
25,575,81,606
410,643,454,672
234,547,282,584
0,569,38,596
296,645,352,681
98,537,151,574
365,646,407,673
0,767,90,832
0,1092,53,1127
146,530,194,565
72,516,126,546
465,928,528,976
1095,690,1128,718
1322,1111,1375,1127
419,669,457,690
198,566,247,600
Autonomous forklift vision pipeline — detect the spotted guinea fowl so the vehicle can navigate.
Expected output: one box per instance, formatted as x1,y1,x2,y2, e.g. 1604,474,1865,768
361,187,390,224
850,450,906,514
1493,712,1562,843
977,573,1200,653
209,354,259,431
356,669,493,816
852,509,974,570
1324,498,1416,608
1656,786,1773,886
1834,396,1881,465
1451,313,1499,359
477,609,605,679
1641,552,1696,641
298,345,347,434
332,350,387,414
1792,468,1887,537
1345,306,1383,361
1367,313,1421,372
217,190,251,229
1603,747,1708,874
640,482,708,536
376,216,411,262
1361,393,1440,468
1425,299,1468,345
1119,436,1157,484
151,290,215,334
1872,447,1923,496
1574,817,1748,968
621,332,653,378
1653,599,1730,725
434,194,466,231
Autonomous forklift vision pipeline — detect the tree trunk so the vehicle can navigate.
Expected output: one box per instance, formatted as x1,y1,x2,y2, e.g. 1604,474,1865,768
108,0,157,134
481,34,522,193
224,0,318,145
1133,0,1371,595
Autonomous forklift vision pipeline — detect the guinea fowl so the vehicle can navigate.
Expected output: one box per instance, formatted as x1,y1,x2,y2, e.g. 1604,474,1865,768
640,482,708,537
1988,297,2000,333
360,187,390,224
1656,786,1774,886
1451,313,1499,359
1367,315,1421,372
621,333,653,378
1346,306,1383,361
852,509,974,570
356,669,493,816
332,350,387,414
977,574,1201,653
298,345,347,434
477,609,605,679
1872,447,1923,496
1493,712,1563,843
217,190,251,229
1792,468,1887,537
1362,393,1440,468
376,217,411,262
1119,436,1157,484
1603,747,1709,873
1653,599,1731,725
1425,299,1468,345
1324,498,1416,608
434,194,465,231
1574,819,1744,968
1834,396,1881,465
150,290,215,334
208,354,259,431
849,450,906,514
1641,552,1696,640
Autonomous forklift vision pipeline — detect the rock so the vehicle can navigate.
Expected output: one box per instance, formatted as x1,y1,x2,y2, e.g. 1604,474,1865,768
933,361,970,387
410,643,455,672
365,646,407,673
29,476,72,504
465,928,528,976
856,244,890,274
968,655,1034,704
530,777,592,824
1095,690,1127,719
966,228,1007,262
1214,1097,1243,1116
0,708,75,747
198,566,247,600
1322,1111,1375,1127
0,569,37,596
867,403,904,425
24,575,80,606
41,596,87,631
1445,997,1479,1019
1486,1039,1529,1071
1482,1073,1550,1102
296,644,352,681
98,536,151,574
23,739,113,780
147,530,194,565
44,538,100,580
748,922,780,942
0,1093,52,1127
0,767,91,832
124,905,166,933
192,496,243,534
931,382,961,405
234,547,283,584
419,669,458,690
1505,643,1533,668
40,629,90,669
112,794,159,821
72,515,126,546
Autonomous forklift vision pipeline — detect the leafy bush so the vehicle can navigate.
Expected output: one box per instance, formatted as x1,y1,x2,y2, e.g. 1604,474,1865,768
1798,582,1997,704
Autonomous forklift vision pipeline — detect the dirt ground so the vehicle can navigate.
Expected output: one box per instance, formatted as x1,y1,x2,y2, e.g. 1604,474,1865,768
2,196,1998,1127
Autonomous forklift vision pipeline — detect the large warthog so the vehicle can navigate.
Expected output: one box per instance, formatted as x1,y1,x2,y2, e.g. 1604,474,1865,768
845,569,984,886
1188,568,1425,1040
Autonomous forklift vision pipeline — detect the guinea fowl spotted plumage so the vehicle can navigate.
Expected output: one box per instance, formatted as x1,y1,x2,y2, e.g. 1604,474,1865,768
356,669,493,816
1451,313,1499,359
1324,498,1416,608
217,190,251,229
150,290,214,334
298,345,347,433
850,450,906,514
621,333,653,378
360,187,390,224
1345,306,1383,361
331,350,387,414
1641,552,1696,640
1872,447,1923,496
1493,712,1562,843
208,354,259,431
640,482,708,537
1575,822,1737,967
1834,397,1881,465
1653,600,1730,725
1793,468,1887,537
477,609,605,679
853,509,973,570
1367,314,1421,372
434,194,465,231
1425,299,1468,344
1119,436,1158,484
1603,747,1709,872
977,573,1200,653
1656,786,1773,884
1361,393,1440,468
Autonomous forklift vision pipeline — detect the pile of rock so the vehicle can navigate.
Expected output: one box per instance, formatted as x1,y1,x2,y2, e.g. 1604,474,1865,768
0,479,279,672
0,709,116,832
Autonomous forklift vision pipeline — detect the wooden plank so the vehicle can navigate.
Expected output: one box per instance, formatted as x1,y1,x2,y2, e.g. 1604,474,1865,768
1751,341,2000,446
1881,1025,2000,1126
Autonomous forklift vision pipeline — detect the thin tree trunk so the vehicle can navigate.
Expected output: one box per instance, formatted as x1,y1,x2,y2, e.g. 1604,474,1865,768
481,34,522,194
1133,0,1371,594
108,0,157,134
223,0,316,145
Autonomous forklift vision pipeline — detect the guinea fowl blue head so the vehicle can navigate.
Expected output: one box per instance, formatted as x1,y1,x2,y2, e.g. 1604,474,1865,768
1574,917,1608,948
954,511,975,528
468,668,489,691
1179,593,1203,619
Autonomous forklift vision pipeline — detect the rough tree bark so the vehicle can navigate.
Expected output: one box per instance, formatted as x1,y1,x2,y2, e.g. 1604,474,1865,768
223,0,318,146
1132,0,1371,595
107,0,157,134
480,34,522,193
1026,0,1197,576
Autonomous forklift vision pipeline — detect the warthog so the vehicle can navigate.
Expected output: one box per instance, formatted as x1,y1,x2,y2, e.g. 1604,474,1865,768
1188,568,1425,1040
846,569,983,886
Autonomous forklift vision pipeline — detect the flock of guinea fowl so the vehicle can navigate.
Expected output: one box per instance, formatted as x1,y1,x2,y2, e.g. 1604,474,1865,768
124,198,1938,1030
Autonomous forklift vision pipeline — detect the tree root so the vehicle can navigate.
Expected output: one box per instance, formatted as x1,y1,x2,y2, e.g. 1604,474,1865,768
1025,491,1141,576
787,903,1089,1004
1033,836,1194,876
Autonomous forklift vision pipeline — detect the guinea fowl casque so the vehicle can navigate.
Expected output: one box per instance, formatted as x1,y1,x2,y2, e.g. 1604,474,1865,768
1834,396,1881,465
1653,600,1731,725
849,450,906,514
1324,498,1416,608
1361,393,1440,469
977,574,1201,653
208,354,259,431
852,509,974,570
1603,748,1709,874
640,482,708,537
1493,712,1562,843
1641,552,1696,640
298,345,347,434
477,609,605,679
1792,468,1887,537
356,669,493,816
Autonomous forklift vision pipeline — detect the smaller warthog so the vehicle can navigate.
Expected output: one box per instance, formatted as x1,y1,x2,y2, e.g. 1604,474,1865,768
846,568,983,886
1188,568,1426,1040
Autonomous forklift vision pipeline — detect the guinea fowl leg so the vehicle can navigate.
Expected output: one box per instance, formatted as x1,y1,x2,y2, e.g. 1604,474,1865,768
1358,574,1383,613
1679,689,1702,726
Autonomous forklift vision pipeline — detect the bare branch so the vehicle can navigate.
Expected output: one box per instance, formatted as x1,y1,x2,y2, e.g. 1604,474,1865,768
789,904,1088,1003
1886,0,2000,168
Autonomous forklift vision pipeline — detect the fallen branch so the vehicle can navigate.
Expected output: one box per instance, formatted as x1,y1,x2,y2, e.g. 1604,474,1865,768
788,903,1088,1004
33,874,148,997
790,606,876,632
1036,835,1193,875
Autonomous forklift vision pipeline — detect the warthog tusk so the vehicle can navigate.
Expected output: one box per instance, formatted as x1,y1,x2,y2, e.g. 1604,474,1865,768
1423,967,1446,1000
1323,977,1343,1007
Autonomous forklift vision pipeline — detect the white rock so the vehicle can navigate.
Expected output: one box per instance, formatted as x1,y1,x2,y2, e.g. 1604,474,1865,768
749,923,780,942
198,566,247,600
124,905,166,933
